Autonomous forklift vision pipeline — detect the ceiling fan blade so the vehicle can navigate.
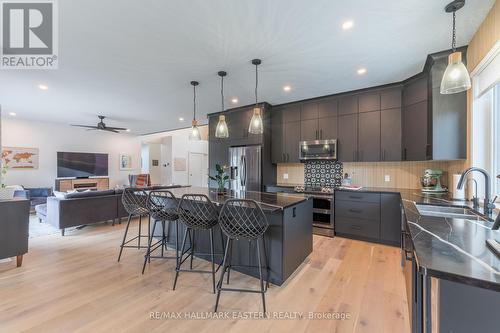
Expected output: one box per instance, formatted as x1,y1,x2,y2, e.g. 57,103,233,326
105,129,120,133
71,124,99,129
105,126,127,131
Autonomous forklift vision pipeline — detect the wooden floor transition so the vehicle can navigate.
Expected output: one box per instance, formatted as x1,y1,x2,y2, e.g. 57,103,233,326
0,218,409,333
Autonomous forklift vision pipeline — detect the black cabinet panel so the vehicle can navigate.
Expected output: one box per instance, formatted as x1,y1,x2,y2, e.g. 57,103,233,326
318,98,338,118
338,95,358,115
359,92,380,113
300,118,318,141
318,116,338,140
282,104,301,123
336,191,380,203
403,75,428,106
403,100,428,161
380,193,401,245
300,102,318,120
381,108,402,161
336,201,381,220
358,111,381,162
284,121,300,163
381,88,402,110
271,121,284,164
335,217,380,240
337,114,358,162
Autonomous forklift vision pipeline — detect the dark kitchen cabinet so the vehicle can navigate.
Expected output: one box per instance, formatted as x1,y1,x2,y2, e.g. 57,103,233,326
381,108,402,161
318,116,338,140
337,114,358,162
300,118,319,141
359,92,380,113
338,95,358,115
380,193,401,245
282,104,301,123
284,121,300,163
358,111,381,162
381,88,402,110
300,102,318,120
402,100,428,161
318,98,338,118
271,108,284,164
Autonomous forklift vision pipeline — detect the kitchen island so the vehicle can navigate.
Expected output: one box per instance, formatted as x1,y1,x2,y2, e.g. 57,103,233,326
153,187,313,286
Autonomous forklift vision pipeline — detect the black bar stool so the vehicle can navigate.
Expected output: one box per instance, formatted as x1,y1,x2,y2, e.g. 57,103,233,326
117,188,150,262
142,190,180,274
173,194,224,293
215,199,270,313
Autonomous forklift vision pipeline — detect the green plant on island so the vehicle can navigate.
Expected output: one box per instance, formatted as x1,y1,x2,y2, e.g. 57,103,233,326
209,164,229,193
1,164,8,188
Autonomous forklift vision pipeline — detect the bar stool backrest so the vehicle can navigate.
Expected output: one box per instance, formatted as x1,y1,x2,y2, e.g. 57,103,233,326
219,199,268,240
148,190,179,221
178,194,219,230
122,188,149,216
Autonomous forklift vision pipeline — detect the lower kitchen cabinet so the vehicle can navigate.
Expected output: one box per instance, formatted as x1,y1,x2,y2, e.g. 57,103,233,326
335,190,401,246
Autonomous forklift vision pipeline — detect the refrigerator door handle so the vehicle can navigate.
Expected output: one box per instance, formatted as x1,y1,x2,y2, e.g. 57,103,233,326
240,155,245,187
242,155,247,187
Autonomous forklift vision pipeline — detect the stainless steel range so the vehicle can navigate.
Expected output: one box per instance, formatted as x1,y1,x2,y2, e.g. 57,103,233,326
294,185,334,237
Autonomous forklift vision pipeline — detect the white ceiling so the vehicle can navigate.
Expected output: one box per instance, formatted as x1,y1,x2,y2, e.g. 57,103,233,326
0,0,495,134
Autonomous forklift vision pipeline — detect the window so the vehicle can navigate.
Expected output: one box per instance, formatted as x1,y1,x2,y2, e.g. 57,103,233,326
471,43,500,198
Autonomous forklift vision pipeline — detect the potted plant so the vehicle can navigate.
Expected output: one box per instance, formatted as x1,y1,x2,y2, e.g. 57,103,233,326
0,164,15,200
209,164,229,195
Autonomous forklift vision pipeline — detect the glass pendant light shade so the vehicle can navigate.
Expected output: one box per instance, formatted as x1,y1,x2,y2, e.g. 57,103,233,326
190,119,201,141
189,81,201,141
440,51,471,94
248,107,263,134
215,115,229,138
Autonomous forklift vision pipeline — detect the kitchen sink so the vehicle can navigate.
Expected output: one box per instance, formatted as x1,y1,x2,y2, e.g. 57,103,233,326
415,204,480,219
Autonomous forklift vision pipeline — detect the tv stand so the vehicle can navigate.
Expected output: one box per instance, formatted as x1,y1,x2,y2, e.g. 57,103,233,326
55,178,109,192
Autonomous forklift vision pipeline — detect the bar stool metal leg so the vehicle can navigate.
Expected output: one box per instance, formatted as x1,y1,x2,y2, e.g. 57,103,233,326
210,228,216,294
173,227,189,290
215,237,231,312
142,220,158,274
256,238,266,314
118,214,133,262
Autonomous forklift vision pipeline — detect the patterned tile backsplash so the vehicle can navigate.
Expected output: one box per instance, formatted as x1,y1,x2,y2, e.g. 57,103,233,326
304,160,343,187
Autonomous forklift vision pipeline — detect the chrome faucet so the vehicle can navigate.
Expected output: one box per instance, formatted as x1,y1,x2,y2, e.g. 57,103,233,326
457,168,495,217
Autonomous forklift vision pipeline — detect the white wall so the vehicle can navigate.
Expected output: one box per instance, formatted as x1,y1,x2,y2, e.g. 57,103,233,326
1,117,141,188
142,127,208,186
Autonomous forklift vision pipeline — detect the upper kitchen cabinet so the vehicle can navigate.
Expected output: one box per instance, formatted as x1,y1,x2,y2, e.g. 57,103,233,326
381,87,402,109
317,97,338,118
338,114,358,162
272,103,301,163
271,107,284,164
359,92,380,113
338,95,358,115
282,103,301,123
318,116,338,141
300,102,318,120
381,107,402,161
358,111,381,162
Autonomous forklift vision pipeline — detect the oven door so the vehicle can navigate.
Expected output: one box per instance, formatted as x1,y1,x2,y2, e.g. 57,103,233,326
299,139,337,160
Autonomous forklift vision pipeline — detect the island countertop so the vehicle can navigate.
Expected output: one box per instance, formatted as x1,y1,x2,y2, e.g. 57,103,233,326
163,187,310,213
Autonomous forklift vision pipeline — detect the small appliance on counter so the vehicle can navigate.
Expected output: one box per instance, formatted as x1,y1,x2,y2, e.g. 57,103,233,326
420,169,447,193
451,173,466,200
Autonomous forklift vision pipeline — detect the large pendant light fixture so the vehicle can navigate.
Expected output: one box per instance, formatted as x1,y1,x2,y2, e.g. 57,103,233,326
215,71,229,138
440,0,471,94
189,81,201,141
248,59,264,134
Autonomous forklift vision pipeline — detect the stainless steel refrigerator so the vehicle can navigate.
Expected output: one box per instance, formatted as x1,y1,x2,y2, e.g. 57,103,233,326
228,145,261,192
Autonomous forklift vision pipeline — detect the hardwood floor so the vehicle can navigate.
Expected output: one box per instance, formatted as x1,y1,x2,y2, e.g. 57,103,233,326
0,219,409,333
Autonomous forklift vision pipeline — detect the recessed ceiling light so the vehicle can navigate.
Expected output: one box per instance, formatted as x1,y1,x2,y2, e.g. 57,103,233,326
342,20,354,30
179,117,184,121
231,98,238,104
283,85,291,92
125,129,131,132
8,112,16,116
38,84,48,90
357,68,367,75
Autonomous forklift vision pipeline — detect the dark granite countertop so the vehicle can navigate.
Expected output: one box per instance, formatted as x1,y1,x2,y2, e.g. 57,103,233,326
166,187,310,213
337,187,500,290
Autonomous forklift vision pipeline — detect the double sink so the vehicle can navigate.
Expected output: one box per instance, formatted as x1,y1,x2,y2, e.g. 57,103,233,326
415,204,483,220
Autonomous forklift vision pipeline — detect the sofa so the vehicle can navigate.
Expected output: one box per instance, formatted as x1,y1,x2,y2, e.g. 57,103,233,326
44,185,183,236
13,187,53,212
0,198,30,267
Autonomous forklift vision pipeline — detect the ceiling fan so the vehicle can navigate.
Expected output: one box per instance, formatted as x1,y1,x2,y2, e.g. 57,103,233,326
71,115,127,133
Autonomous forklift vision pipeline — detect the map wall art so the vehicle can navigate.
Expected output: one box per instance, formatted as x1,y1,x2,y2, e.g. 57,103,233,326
1,147,39,169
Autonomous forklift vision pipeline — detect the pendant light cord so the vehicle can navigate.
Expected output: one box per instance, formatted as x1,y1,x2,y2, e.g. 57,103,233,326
255,63,258,105
452,10,456,52
193,84,196,121
221,75,225,112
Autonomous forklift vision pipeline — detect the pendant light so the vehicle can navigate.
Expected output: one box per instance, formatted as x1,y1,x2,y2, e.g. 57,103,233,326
215,71,229,138
189,81,201,141
440,0,471,94
248,59,264,134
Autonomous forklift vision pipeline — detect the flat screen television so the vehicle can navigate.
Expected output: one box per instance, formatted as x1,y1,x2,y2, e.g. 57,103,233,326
57,152,108,178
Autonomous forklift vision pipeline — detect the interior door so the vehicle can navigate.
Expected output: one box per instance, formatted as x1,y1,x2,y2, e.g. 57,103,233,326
188,152,205,187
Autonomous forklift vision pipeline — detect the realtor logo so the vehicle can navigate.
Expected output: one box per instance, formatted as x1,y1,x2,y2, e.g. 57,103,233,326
1,0,58,69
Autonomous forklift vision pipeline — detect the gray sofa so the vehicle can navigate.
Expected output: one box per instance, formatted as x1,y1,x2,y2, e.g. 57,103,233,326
0,198,30,267
45,186,183,236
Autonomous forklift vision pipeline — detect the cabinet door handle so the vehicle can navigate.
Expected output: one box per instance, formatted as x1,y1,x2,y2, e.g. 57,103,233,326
287,153,290,162
349,208,363,213
403,148,407,160
320,129,323,139
316,130,319,140
349,195,362,199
